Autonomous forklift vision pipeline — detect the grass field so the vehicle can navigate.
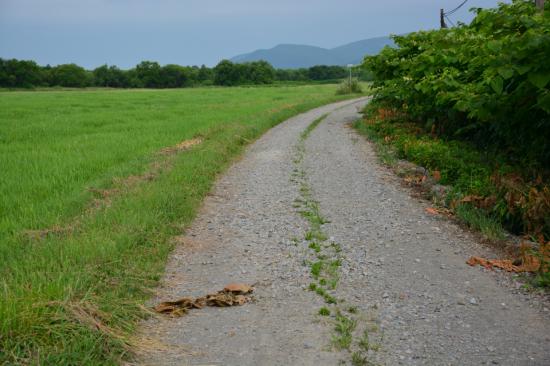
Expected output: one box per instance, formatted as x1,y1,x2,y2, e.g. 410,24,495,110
0,85,354,364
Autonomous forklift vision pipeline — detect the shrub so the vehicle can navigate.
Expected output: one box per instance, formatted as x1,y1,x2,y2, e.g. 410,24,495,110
336,78,362,95
363,0,550,170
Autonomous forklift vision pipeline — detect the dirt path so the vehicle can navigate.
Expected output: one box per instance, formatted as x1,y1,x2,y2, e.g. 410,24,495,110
138,98,549,365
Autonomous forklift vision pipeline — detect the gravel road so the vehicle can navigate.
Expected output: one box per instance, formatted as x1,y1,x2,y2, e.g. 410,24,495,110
138,98,549,365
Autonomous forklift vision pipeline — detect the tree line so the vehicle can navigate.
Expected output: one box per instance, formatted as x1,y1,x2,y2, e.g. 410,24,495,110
0,58,356,88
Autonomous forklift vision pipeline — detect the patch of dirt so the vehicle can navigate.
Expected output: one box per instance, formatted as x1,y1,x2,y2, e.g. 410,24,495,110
23,225,73,241
159,137,202,155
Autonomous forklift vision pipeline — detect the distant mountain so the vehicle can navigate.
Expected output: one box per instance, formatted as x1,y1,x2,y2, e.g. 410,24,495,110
230,36,393,69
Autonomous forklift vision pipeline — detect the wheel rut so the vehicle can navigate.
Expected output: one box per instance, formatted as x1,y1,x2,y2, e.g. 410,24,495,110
137,97,550,366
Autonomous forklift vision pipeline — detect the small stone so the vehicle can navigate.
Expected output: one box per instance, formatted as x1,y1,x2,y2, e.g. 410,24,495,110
382,292,389,298
469,297,478,305
415,258,421,263
487,346,496,352
440,264,446,269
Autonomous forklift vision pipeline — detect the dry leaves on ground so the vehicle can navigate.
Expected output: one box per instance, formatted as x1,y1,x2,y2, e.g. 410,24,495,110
467,256,531,273
425,206,452,216
154,283,254,317
425,207,439,215
467,253,540,274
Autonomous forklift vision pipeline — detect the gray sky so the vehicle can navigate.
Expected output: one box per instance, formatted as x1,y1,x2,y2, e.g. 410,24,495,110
0,0,505,69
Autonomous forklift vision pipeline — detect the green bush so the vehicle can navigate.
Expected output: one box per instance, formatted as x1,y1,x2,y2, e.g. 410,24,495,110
364,0,550,170
336,78,363,95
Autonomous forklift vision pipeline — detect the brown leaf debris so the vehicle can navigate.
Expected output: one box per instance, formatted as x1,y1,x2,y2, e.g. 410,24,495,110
154,283,254,317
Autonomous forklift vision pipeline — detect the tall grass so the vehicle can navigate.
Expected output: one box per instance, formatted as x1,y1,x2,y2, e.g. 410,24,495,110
0,85,351,364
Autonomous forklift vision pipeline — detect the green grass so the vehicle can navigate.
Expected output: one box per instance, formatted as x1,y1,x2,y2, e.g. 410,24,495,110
455,204,506,241
332,312,357,350
353,116,494,194
351,352,369,366
300,113,328,140
308,242,321,253
0,85,352,364
311,261,323,278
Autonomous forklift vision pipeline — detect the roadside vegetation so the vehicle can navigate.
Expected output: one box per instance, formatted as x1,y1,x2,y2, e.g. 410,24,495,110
0,85,355,364
358,0,549,286
336,78,363,95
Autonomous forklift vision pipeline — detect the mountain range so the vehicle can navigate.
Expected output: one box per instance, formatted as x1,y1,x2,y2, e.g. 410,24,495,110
230,36,393,69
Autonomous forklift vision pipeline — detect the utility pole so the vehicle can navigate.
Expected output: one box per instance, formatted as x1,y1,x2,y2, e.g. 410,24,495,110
536,0,545,11
440,9,447,29
347,64,353,91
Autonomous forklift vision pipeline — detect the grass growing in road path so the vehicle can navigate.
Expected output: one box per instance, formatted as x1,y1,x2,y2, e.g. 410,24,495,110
333,311,357,350
0,85,353,364
291,109,380,365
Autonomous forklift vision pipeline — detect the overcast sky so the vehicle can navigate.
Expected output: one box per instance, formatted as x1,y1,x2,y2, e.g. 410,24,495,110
0,0,506,69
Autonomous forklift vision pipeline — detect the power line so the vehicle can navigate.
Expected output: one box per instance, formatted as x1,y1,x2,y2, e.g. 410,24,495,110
444,0,469,16
445,15,456,27
441,0,468,28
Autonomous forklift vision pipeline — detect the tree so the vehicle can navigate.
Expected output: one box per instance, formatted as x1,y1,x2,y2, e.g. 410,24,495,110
50,63,90,87
135,61,162,88
214,60,276,86
0,58,45,88
214,60,240,86
247,61,275,84
93,65,129,88
308,65,347,81
197,65,214,84
159,64,189,88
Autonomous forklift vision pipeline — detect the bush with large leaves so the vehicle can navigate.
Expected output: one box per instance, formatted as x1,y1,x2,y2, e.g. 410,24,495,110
364,0,550,170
